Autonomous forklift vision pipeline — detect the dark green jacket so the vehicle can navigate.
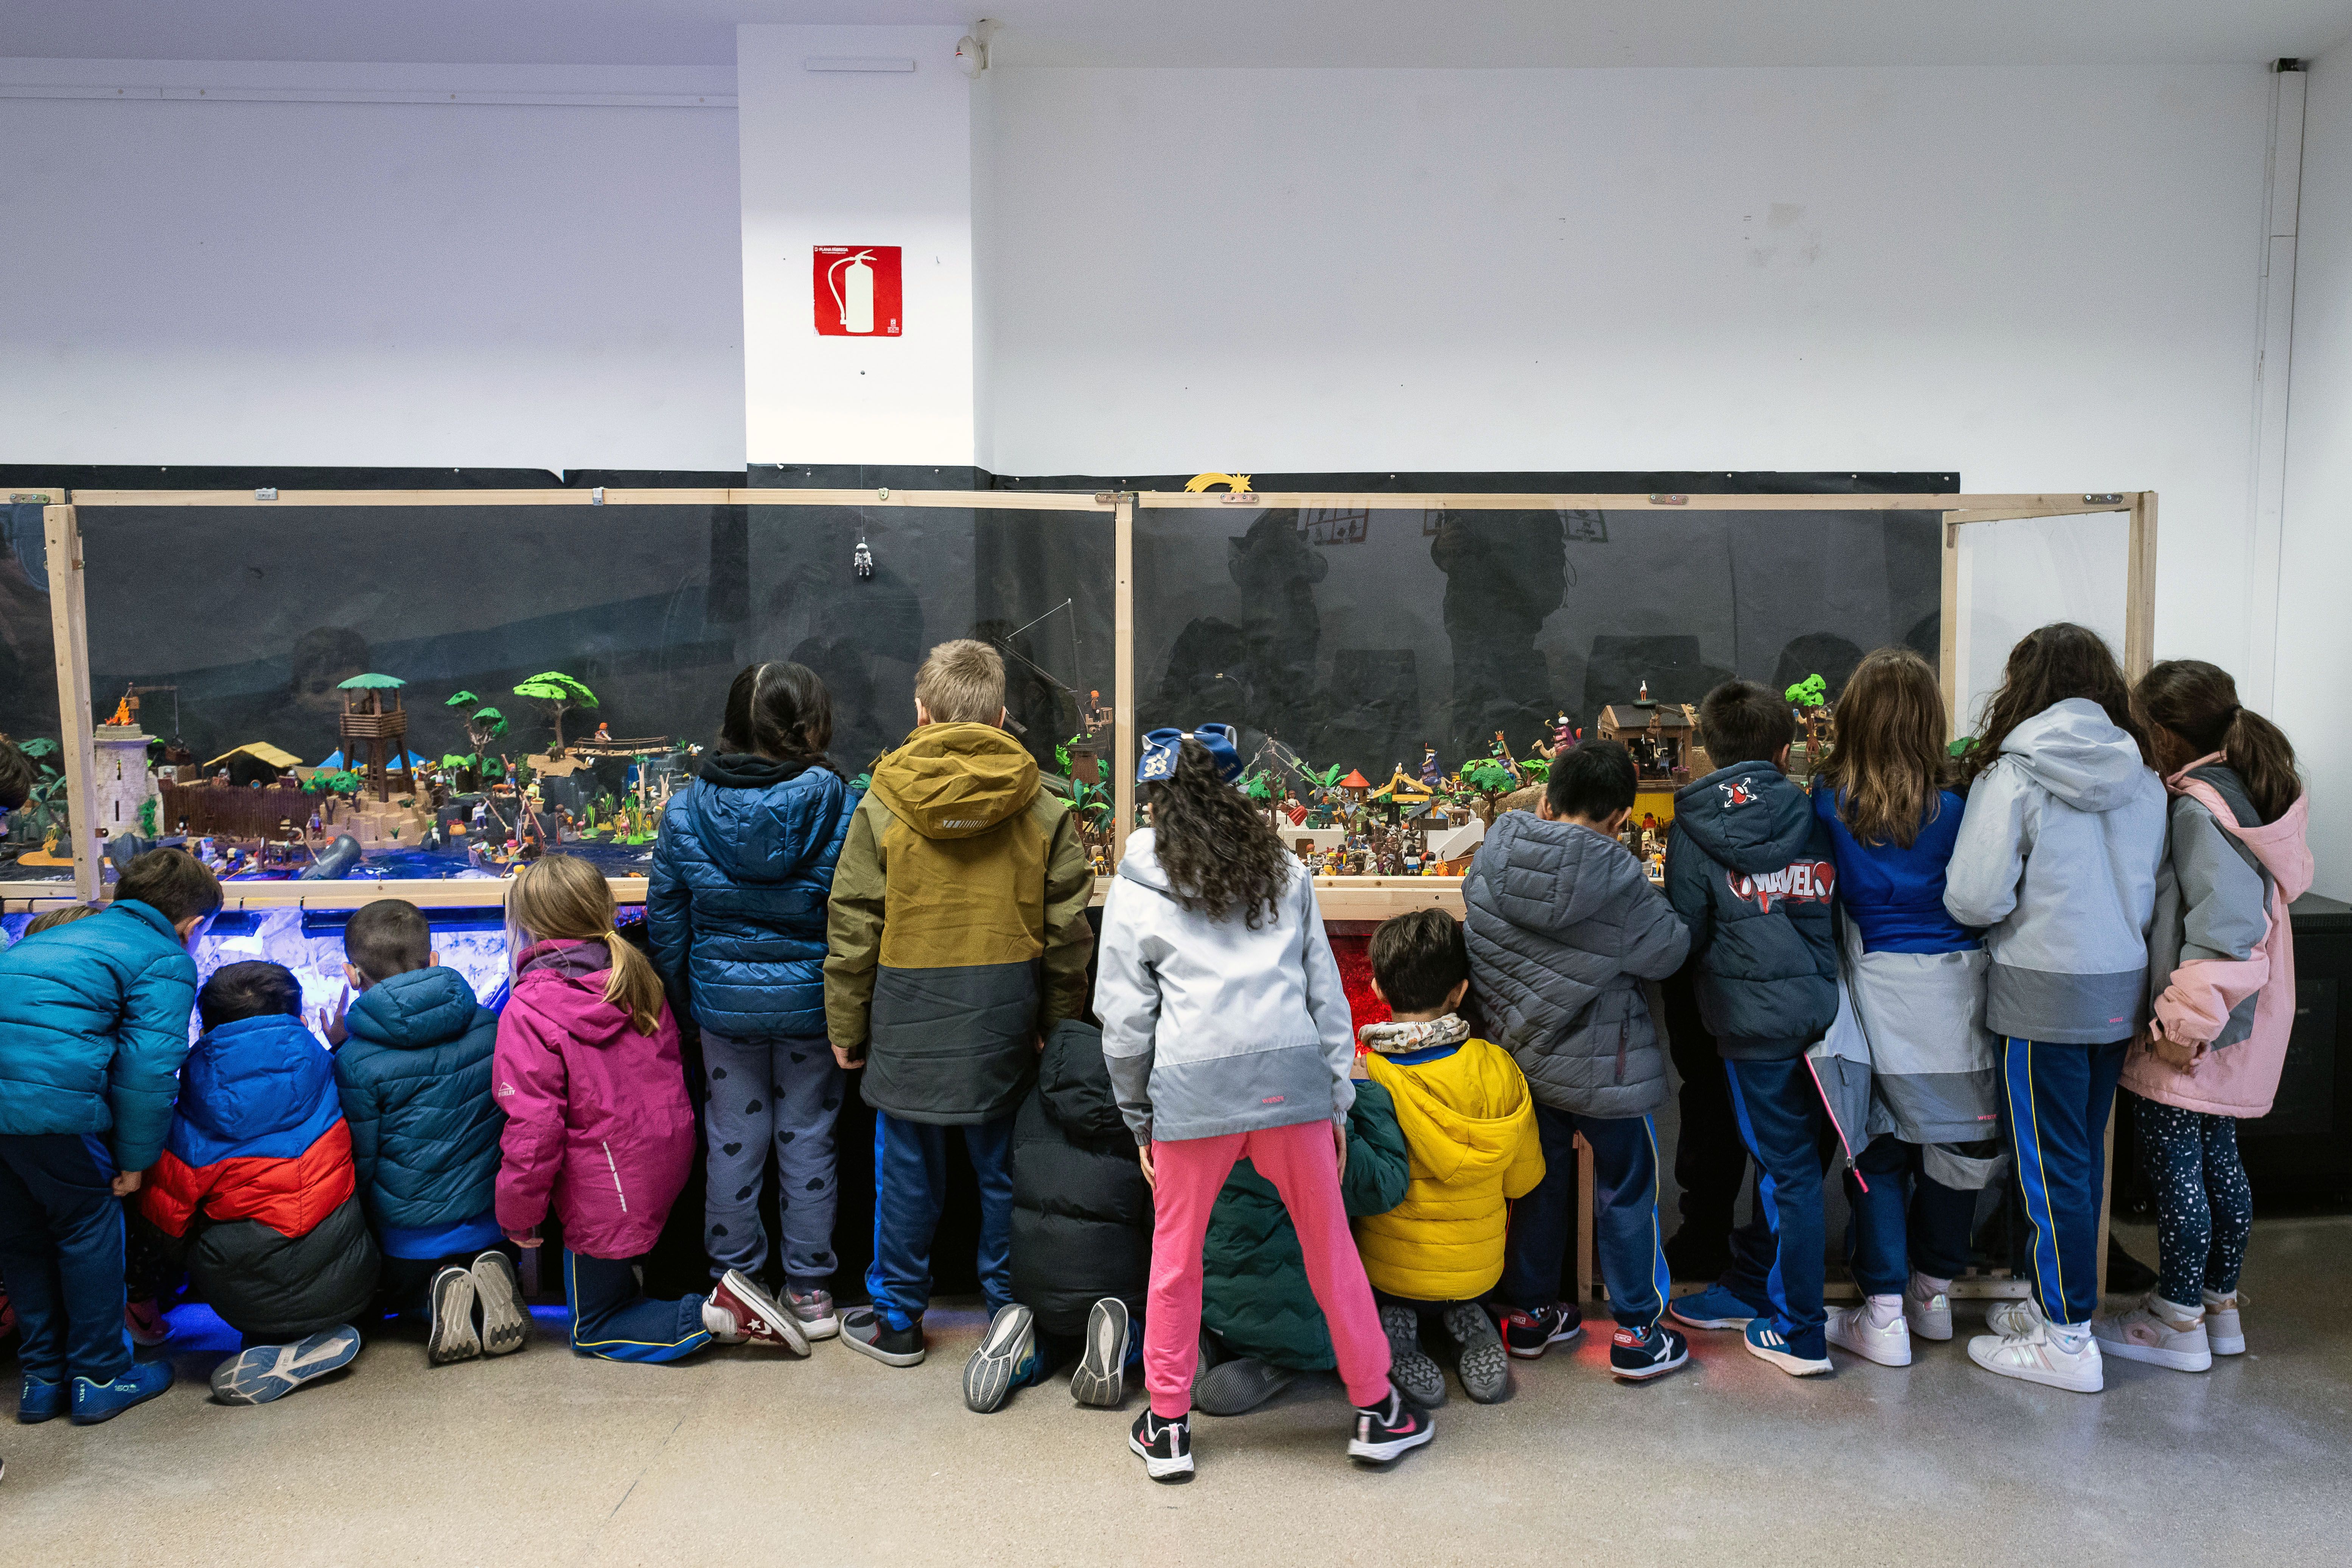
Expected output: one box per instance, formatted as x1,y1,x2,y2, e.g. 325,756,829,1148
1199,1079,1409,1371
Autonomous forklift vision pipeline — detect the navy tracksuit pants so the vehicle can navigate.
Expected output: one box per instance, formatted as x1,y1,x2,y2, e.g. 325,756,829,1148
0,1133,133,1386
2004,1036,2128,1326
1845,1134,1983,1295
564,1249,710,1364
1497,1103,1672,1331
1721,1058,1827,1360
865,1111,1015,1332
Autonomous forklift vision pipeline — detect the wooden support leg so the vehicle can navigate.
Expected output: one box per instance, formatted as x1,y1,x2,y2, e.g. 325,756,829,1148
1575,1132,1597,1307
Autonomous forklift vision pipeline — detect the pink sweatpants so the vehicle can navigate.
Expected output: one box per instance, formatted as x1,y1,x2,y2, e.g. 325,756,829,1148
1144,1118,1393,1418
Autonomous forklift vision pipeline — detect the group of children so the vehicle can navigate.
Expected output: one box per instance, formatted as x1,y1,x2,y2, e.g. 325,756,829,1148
0,622,2311,1487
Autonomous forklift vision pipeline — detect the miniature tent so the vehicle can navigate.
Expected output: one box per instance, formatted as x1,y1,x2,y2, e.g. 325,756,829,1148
202,742,304,772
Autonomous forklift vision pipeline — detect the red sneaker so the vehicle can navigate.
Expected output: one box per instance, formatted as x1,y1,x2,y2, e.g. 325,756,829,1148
708,1270,809,1354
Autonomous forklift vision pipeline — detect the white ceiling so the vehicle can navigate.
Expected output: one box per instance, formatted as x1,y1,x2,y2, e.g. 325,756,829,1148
2,0,2347,70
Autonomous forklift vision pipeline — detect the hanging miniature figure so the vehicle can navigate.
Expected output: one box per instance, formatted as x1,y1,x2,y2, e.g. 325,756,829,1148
853,527,874,580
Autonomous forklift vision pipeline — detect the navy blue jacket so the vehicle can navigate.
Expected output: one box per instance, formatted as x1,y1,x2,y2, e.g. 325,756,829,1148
1664,762,1839,1060
0,900,197,1171
331,965,504,1249
648,755,855,1041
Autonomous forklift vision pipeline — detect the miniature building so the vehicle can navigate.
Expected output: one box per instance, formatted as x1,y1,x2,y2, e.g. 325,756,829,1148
93,724,159,839
1595,696,1713,784
337,674,410,803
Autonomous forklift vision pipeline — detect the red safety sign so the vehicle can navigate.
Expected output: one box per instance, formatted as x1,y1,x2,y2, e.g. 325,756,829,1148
813,246,902,336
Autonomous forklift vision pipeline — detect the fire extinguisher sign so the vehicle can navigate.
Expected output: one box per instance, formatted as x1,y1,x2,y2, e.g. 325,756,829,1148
813,246,902,337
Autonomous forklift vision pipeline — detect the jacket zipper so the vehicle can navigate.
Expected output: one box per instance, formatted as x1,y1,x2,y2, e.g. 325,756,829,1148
602,1141,629,1212
1614,1017,1628,1086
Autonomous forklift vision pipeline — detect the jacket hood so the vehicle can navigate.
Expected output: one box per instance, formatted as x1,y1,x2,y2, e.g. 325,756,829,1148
1481,811,1653,932
2000,698,2152,814
1373,1041,1535,1186
514,938,636,1048
687,764,850,883
698,751,816,789
181,1013,337,1143
1037,1021,1127,1144
869,723,1037,840
1116,828,1173,894
344,965,481,1052
1671,761,1817,875
2172,756,2315,903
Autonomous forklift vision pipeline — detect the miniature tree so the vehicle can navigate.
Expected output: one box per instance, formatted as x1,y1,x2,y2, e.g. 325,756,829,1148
1458,757,1518,824
444,691,511,786
513,673,597,755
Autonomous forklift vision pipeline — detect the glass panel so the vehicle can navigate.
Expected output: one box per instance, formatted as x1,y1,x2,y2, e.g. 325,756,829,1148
1952,511,2130,736
74,499,1113,884
1,500,69,884
1135,502,1941,873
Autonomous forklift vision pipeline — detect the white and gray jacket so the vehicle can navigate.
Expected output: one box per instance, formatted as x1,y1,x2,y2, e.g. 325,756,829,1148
1943,698,2169,1044
1093,829,1356,1146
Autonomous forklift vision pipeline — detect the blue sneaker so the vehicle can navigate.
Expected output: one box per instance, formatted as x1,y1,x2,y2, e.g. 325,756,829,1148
18,1373,66,1424
1669,1285,1763,1331
70,1359,174,1424
1743,1318,1832,1377
210,1326,362,1405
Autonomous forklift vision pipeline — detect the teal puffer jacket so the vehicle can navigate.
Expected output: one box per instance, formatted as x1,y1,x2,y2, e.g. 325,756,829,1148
0,900,197,1172
1199,1079,1410,1371
332,965,504,1237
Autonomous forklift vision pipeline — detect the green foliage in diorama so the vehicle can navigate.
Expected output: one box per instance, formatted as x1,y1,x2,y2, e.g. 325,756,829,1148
1786,673,1828,710
513,673,598,753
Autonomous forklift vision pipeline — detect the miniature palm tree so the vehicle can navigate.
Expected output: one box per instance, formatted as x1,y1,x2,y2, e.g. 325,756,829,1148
512,673,598,755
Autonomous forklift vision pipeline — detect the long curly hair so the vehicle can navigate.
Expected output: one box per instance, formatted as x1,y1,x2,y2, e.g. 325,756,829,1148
1148,738,1291,929
1958,622,2148,790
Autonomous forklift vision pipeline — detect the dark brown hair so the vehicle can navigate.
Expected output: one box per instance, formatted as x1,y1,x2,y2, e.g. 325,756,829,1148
1369,909,1470,1014
115,846,224,925
0,738,31,811
1148,738,1290,929
199,960,302,1032
718,661,835,771
2132,659,2301,823
1546,740,1637,820
1698,679,1795,768
1959,623,2148,789
345,898,432,983
1817,647,1947,848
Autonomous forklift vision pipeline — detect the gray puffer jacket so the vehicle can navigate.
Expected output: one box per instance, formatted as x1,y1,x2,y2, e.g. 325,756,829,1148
1462,811,1691,1118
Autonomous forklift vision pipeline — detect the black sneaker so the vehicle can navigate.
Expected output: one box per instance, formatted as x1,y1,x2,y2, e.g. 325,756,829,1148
1610,1321,1690,1382
1498,1302,1584,1359
840,1307,926,1367
1129,1407,1194,1482
1347,1381,1435,1464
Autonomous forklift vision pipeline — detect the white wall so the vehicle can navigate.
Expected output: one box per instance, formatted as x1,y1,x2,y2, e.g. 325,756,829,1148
2278,47,2352,897
0,60,744,471
983,65,2275,680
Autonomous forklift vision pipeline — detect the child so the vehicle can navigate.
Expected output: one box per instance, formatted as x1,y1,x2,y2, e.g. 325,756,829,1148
0,847,220,1424
1945,623,2167,1394
494,854,803,1362
649,662,855,1339
824,640,1093,1367
1096,726,1428,1481
1809,648,2007,1367
1662,680,1841,1377
1194,1076,1410,1417
968,1019,1153,1414
140,961,380,1405
1463,740,1694,1381
2096,661,2311,1371
330,898,527,1365
1352,909,1545,1405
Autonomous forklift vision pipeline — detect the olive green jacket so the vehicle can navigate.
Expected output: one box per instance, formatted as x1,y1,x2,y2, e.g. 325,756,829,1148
824,723,1094,1125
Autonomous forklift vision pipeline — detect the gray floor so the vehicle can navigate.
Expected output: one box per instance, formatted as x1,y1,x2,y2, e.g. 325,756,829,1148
7,1217,2351,1566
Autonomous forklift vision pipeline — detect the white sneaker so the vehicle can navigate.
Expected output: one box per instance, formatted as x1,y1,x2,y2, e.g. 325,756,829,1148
1967,1321,2103,1393
1904,1273,1953,1342
1984,1295,2044,1338
2203,1289,2247,1356
2092,1296,2212,1372
1827,1296,1912,1367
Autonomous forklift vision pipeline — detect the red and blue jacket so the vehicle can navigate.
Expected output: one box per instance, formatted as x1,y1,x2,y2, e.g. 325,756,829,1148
141,1012,355,1242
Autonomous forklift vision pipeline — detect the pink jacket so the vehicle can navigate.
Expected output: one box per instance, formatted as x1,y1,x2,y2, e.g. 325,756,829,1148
2121,756,2314,1118
493,938,696,1259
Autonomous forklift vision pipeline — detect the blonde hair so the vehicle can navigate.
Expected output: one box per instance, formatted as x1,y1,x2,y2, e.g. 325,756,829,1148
505,854,664,1035
914,639,1005,724
25,904,99,936
1815,646,1947,849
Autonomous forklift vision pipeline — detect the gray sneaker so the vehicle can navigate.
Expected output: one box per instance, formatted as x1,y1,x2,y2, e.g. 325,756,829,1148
471,1251,530,1358
786,1286,839,1341
1194,1355,1297,1416
1070,1298,1130,1409
1380,1303,1447,1408
1444,1303,1511,1403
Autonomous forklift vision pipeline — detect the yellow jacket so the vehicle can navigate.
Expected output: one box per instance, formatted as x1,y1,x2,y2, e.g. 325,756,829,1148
1354,1038,1544,1301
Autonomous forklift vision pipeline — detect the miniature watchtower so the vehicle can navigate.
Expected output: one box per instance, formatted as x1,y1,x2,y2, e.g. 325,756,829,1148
93,721,158,839
337,674,409,803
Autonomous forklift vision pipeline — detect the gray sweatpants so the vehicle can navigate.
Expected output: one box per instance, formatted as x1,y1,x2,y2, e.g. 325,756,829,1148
701,1030,844,1287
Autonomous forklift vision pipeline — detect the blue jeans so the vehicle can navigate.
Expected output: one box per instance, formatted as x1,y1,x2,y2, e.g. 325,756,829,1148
1721,1058,1827,1360
865,1111,1015,1332
0,1133,131,1385
2004,1037,2128,1326
1497,1104,1671,1331
1845,1134,1983,1295
564,1249,709,1364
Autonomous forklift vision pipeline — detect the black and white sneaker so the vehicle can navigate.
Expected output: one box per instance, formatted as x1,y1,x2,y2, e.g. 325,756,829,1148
1070,1298,1130,1409
427,1266,480,1365
1498,1302,1584,1359
1129,1407,1194,1482
1347,1381,1435,1465
1610,1321,1690,1381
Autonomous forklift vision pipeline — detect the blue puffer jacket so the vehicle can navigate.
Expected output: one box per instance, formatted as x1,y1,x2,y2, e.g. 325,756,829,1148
0,900,197,1172
332,965,505,1246
648,754,855,1041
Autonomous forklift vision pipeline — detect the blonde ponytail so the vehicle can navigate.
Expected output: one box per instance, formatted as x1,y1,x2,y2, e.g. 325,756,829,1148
505,853,666,1035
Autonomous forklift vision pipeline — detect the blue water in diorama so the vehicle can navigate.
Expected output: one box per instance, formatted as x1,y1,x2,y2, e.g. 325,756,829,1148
347,839,657,881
